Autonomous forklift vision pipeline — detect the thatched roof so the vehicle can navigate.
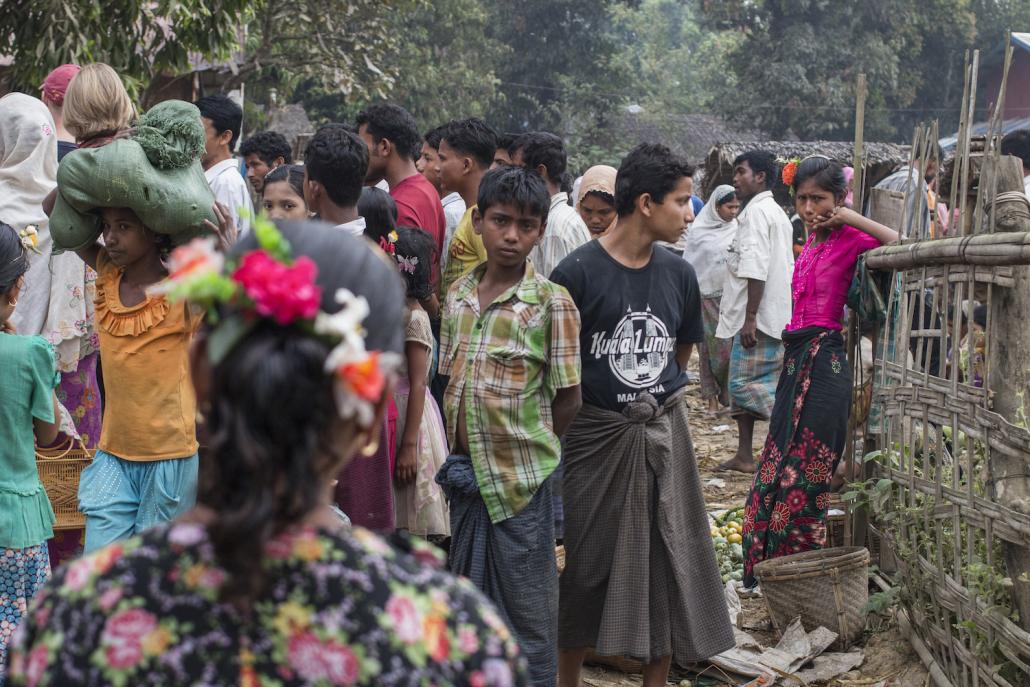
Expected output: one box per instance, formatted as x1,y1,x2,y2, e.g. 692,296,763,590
595,112,767,170
702,140,911,202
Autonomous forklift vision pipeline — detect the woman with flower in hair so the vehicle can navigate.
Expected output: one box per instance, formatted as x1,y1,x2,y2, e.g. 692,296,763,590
742,156,897,587
8,220,526,687
0,222,62,678
391,227,450,538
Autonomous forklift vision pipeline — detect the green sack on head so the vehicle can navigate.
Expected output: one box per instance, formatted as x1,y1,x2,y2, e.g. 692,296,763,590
50,100,217,253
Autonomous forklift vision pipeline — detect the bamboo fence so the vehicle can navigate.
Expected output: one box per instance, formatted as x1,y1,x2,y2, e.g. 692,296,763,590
863,45,1030,687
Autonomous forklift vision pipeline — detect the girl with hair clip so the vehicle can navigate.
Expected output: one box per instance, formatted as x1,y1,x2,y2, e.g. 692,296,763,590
391,227,450,539
742,155,897,587
261,164,309,220
8,220,526,687
0,222,62,677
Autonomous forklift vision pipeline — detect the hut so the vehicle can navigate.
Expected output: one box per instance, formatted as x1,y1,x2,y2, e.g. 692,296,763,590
702,140,910,204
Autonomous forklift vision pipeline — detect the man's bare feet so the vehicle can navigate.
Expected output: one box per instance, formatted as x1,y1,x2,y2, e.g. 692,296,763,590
717,452,757,474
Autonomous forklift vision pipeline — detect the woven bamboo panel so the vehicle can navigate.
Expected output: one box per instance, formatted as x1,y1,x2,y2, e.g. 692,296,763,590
862,106,1030,685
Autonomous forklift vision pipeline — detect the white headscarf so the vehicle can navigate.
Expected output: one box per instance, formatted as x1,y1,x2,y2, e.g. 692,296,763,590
1,93,58,336
1,93,94,375
682,184,739,298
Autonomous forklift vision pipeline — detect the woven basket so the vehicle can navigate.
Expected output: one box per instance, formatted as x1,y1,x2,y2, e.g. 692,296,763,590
754,546,870,649
36,439,94,530
826,493,848,548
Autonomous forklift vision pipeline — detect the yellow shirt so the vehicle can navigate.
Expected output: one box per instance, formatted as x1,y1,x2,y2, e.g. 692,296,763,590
95,250,199,461
439,205,487,298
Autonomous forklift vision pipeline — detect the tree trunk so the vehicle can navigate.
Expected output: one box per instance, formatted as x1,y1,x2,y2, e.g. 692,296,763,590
986,154,1030,633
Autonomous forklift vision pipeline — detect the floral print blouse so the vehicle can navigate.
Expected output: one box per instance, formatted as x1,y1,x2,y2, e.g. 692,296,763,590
8,522,527,686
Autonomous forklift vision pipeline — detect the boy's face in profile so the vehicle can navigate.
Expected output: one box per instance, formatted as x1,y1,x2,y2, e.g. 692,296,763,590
474,203,546,269
645,176,694,244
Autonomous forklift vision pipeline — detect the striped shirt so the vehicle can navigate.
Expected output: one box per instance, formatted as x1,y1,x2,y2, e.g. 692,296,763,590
528,192,591,278
440,262,581,522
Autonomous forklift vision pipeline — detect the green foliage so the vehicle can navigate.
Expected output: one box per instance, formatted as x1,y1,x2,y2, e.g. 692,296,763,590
0,0,252,93
227,0,417,100
485,0,631,133
699,0,1030,141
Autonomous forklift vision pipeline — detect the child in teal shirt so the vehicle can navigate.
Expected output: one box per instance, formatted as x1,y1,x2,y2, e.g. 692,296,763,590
0,222,61,677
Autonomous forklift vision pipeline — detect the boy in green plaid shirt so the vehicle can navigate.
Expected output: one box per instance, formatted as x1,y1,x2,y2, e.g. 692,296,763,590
437,166,582,687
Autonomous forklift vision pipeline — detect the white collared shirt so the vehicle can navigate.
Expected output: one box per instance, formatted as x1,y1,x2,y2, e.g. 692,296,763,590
529,192,591,278
716,190,794,340
204,157,253,236
334,216,367,237
440,192,466,272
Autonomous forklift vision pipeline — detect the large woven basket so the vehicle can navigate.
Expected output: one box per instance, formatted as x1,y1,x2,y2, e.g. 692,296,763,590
36,440,94,530
754,546,870,649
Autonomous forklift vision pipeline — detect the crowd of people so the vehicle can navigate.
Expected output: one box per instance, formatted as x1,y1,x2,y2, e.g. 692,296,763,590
7,59,1030,686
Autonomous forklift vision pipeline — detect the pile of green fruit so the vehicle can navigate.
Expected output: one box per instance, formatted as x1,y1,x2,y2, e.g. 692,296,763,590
710,507,744,583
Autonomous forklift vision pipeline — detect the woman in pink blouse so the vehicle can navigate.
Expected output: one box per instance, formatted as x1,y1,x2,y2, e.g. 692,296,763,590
742,156,897,586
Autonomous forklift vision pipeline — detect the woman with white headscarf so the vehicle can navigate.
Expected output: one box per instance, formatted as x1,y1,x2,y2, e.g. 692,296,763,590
682,184,741,415
0,94,101,571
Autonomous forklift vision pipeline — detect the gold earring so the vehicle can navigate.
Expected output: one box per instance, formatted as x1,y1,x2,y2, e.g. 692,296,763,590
360,434,380,457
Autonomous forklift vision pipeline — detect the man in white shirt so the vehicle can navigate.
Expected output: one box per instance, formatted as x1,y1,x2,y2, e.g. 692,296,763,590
510,132,591,278
302,124,368,236
716,151,794,473
419,125,466,271
195,95,254,236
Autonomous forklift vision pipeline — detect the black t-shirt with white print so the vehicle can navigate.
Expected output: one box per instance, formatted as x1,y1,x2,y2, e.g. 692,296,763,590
550,240,703,412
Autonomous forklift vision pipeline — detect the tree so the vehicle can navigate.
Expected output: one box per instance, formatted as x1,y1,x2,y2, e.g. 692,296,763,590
383,0,508,127
0,0,252,94
246,0,504,131
700,0,1029,142
484,0,630,133
223,0,417,100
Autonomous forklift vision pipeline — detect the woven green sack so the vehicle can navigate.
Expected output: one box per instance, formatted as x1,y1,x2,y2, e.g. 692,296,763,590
50,100,217,252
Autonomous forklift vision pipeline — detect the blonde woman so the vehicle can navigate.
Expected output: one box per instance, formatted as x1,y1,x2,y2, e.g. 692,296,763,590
62,63,136,147
41,63,135,568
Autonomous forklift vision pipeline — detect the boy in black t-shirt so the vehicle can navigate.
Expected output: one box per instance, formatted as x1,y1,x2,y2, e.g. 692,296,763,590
550,144,734,687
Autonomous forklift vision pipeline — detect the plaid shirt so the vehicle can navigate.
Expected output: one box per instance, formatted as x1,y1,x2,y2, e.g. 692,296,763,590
440,262,581,522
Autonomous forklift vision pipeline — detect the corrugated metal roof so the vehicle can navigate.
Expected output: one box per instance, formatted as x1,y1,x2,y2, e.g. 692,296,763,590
1012,32,1030,52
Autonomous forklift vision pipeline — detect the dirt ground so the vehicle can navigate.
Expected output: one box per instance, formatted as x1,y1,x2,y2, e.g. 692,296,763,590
579,355,928,687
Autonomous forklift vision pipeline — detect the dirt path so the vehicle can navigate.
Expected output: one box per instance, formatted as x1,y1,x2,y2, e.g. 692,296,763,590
578,355,926,686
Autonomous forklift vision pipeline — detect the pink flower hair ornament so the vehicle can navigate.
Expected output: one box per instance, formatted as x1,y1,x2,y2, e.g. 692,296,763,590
150,215,399,426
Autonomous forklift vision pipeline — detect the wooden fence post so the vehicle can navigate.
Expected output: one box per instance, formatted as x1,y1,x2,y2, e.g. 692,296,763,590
986,153,1030,632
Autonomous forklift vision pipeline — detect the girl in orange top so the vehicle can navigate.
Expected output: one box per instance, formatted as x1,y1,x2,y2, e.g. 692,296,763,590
74,206,234,553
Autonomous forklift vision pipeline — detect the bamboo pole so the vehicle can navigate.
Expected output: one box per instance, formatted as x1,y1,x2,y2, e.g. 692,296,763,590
986,32,1030,638
866,231,1030,269
853,73,868,212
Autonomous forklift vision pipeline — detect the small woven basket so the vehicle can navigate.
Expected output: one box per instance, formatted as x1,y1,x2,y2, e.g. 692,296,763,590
36,439,94,530
754,546,870,649
826,493,848,548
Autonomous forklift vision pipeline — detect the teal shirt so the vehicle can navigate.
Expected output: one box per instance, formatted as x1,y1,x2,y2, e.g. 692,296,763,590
0,334,58,549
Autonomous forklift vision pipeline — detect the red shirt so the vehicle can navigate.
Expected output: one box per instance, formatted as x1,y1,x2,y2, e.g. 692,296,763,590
390,174,447,283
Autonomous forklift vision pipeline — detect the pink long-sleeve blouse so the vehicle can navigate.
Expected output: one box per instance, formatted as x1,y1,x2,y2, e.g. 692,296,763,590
786,225,882,332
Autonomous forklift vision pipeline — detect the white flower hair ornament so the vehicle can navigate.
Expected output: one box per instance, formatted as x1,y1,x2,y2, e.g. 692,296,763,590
19,225,41,254
316,289,401,427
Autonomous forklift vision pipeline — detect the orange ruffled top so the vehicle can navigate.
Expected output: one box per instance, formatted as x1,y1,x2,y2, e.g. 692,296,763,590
95,250,199,461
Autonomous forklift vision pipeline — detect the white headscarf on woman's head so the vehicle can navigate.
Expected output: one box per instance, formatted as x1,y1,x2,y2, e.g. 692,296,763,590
576,165,618,237
682,184,739,298
1,93,94,384
1,93,58,336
